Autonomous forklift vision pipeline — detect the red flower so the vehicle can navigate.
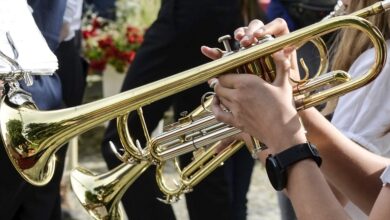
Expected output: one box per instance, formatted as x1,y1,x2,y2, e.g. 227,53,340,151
82,11,144,74
92,17,101,29
126,26,139,34
127,34,136,44
89,59,107,72
82,29,97,39
98,37,114,49
127,32,144,44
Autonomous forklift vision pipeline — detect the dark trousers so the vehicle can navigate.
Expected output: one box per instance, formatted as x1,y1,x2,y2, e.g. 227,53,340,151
0,146,67,220
56,32,86,108
101,0,254,219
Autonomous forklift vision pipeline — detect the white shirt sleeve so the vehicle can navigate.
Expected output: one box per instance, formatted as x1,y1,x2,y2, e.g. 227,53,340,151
331,40,390,156
63,0,83,41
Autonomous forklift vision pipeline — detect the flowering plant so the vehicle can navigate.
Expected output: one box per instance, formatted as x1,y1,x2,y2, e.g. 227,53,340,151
82,3,144,74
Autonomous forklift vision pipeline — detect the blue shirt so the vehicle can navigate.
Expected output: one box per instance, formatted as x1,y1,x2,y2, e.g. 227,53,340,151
266,0,297,31
20,0,65,110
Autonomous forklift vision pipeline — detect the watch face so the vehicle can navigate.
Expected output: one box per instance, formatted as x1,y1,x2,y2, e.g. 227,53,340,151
266,156,287,191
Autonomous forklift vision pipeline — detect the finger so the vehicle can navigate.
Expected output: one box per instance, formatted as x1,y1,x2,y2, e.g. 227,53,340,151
213,76,236,96
212,94,232,109
253,18,290,39
286,46,299,77
201,46,223,60
207,78,235,104
214,82,235,104
234,27,247,41
217,73,266,90
241,19,265,47
283,47,300,81
272,49,292,87
215,137,237,154
216,74,241,89
208,78,219,89
211,97,235,126
247,19,265,35
217,96,233,110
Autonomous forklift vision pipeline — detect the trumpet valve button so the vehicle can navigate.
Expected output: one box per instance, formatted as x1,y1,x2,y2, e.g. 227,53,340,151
218,35,232,52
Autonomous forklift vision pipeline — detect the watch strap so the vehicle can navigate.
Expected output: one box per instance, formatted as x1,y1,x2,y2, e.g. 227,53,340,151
274,143,322,170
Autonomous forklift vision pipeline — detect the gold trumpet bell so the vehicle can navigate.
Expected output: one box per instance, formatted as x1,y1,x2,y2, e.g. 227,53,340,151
70,161,150,220
0,99,56,186
70,167,123,220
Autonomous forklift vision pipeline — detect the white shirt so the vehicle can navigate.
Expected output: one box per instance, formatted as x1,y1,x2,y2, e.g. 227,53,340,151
331,40,390,156
63,0,83,41
331,40,390,220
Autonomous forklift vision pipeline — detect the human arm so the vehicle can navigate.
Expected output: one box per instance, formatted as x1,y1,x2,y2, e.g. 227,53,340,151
211,48,349,220
369,185,390,220
299,107,389,214
205,18,390,218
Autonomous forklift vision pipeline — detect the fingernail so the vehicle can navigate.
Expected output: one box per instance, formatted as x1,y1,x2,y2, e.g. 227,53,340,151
241,35,251,46
201,45,209,50
209,78,219,89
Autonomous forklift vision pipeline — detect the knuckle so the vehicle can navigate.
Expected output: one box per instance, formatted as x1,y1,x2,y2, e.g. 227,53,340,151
234,27,244,35
274,18,287,28
250,19,264,27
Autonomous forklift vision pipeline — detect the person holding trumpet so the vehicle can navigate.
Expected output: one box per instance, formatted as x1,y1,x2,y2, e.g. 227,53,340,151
201,0,390,219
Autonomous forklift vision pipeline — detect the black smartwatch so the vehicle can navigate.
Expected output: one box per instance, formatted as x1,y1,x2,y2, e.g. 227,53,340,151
265,143,322,191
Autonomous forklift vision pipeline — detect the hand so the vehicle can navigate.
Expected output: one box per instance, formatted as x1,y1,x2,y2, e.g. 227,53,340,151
201,18,301,81
211,49,307,154
59,21,70,42
201,19,305,153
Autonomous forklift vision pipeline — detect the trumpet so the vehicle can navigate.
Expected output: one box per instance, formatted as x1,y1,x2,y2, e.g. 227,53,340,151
68,1,390,219
0,0,388,219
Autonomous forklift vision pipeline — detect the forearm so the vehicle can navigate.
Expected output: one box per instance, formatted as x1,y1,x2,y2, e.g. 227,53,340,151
250,111,349,219
299,107,389,213
287,160,350,220
369,186,390,220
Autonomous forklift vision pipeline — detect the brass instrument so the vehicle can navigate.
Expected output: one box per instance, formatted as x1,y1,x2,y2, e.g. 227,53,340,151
67,2,390,219
0,1,389,219
71,161,150,220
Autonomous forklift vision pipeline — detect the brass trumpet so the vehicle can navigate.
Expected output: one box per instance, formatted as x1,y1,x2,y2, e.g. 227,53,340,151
67,2,390,219
0,1,388,219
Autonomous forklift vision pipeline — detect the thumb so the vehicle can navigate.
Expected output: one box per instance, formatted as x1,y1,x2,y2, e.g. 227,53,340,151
272,49,293,87
201,46,223,60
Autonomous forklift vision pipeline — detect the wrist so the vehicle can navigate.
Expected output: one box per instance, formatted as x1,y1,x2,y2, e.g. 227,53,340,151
266,116,307,153
266,142,322,191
